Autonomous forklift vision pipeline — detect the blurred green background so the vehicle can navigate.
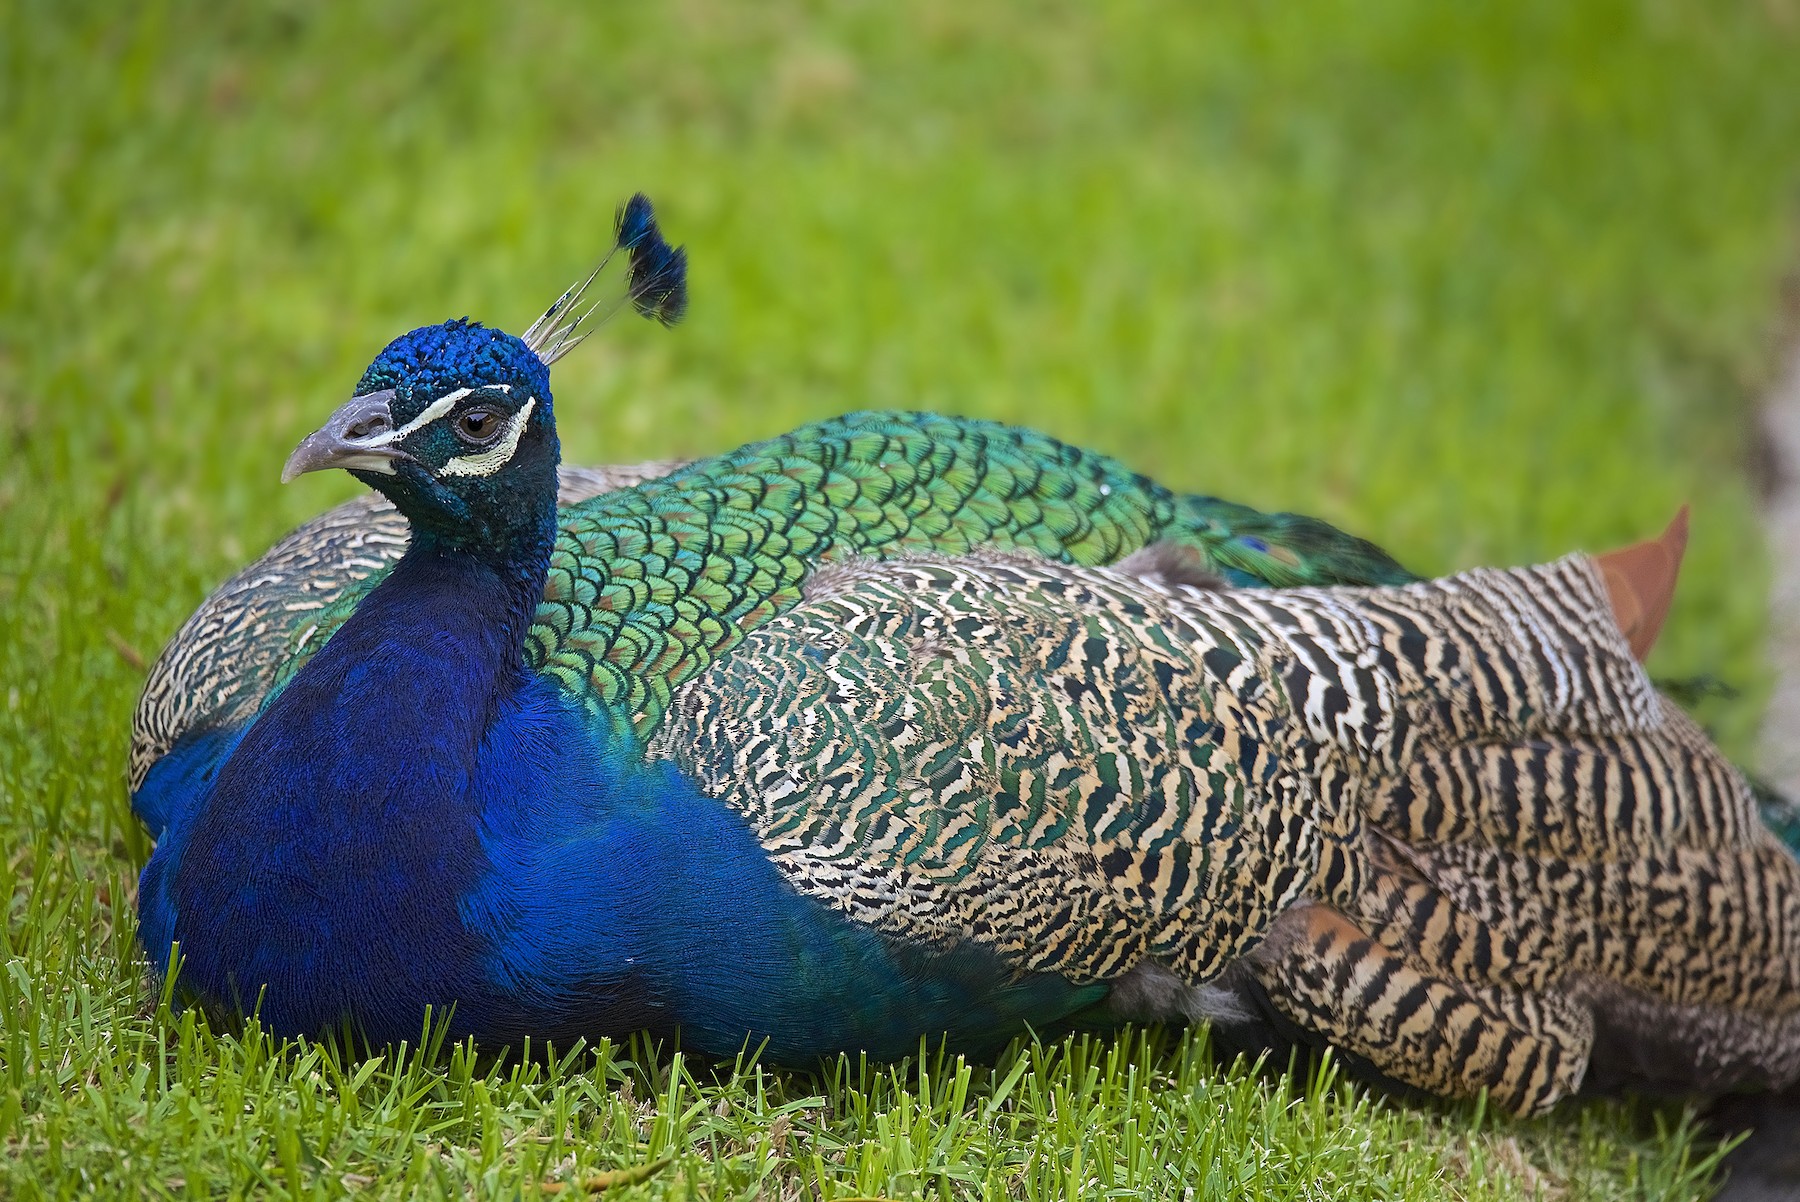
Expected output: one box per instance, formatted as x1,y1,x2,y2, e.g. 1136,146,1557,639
3,2,1798,1197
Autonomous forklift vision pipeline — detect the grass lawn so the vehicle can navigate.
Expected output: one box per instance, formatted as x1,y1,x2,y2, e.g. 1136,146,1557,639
3,1,1798,1197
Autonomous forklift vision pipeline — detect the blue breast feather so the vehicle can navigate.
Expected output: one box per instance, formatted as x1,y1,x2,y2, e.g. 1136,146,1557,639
136,554,1100,1060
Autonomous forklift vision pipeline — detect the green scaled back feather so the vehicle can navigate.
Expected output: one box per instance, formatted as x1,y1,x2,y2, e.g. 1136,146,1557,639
536,412,1411,738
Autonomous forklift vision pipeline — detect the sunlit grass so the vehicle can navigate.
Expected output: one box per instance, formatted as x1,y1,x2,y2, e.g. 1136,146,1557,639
2,0,1797,1196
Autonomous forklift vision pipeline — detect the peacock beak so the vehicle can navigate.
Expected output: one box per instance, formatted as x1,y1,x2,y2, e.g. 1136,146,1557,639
281,389,412,482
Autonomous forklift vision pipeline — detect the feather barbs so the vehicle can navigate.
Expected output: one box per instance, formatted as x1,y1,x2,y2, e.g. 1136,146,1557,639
521,194,690,367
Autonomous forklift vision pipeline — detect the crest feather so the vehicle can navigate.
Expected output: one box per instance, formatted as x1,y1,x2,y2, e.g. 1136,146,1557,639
521,194,689,366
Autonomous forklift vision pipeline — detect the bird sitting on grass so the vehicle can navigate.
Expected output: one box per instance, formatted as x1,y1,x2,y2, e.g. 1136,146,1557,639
132,195,1800,1117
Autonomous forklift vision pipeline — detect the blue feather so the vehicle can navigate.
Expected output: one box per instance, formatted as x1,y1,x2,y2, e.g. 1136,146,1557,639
613,193,656,251
628,240,688,326
134,725,245,839
614,193,688,326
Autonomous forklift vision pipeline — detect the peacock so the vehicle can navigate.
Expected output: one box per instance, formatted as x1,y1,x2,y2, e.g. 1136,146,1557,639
131,196,1800,1119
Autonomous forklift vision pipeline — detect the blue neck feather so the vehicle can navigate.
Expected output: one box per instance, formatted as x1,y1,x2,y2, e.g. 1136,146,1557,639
144,534,556,1038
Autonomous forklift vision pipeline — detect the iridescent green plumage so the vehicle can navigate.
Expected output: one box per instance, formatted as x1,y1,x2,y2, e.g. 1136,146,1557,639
541,412,1411,736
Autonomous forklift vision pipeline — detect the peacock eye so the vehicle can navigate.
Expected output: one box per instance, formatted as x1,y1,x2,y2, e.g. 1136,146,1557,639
454,408,502,445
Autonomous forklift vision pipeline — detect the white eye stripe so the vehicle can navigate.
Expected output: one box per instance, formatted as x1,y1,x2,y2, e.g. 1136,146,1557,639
440,397,536,477
355,383,513,447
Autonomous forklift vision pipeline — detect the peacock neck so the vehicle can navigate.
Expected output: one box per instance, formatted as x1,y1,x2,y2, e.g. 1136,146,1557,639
155,489,563,1039
373,464,561,684
384,531,550,682
261,531,553,805
245,487,563,814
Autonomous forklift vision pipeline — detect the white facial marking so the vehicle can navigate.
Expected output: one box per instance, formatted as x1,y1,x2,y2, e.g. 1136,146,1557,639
440,397,537,478
351,392,454,448
353,384,510,448
332,453,402,475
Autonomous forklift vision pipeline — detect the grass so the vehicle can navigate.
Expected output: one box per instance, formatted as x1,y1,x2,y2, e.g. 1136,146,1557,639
1,0,1797,1197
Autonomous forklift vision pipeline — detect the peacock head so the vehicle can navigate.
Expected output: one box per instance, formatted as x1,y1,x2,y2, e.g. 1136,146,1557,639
281,194,686,561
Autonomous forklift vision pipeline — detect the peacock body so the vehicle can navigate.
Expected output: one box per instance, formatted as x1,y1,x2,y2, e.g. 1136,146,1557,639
132,199,1800,1117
